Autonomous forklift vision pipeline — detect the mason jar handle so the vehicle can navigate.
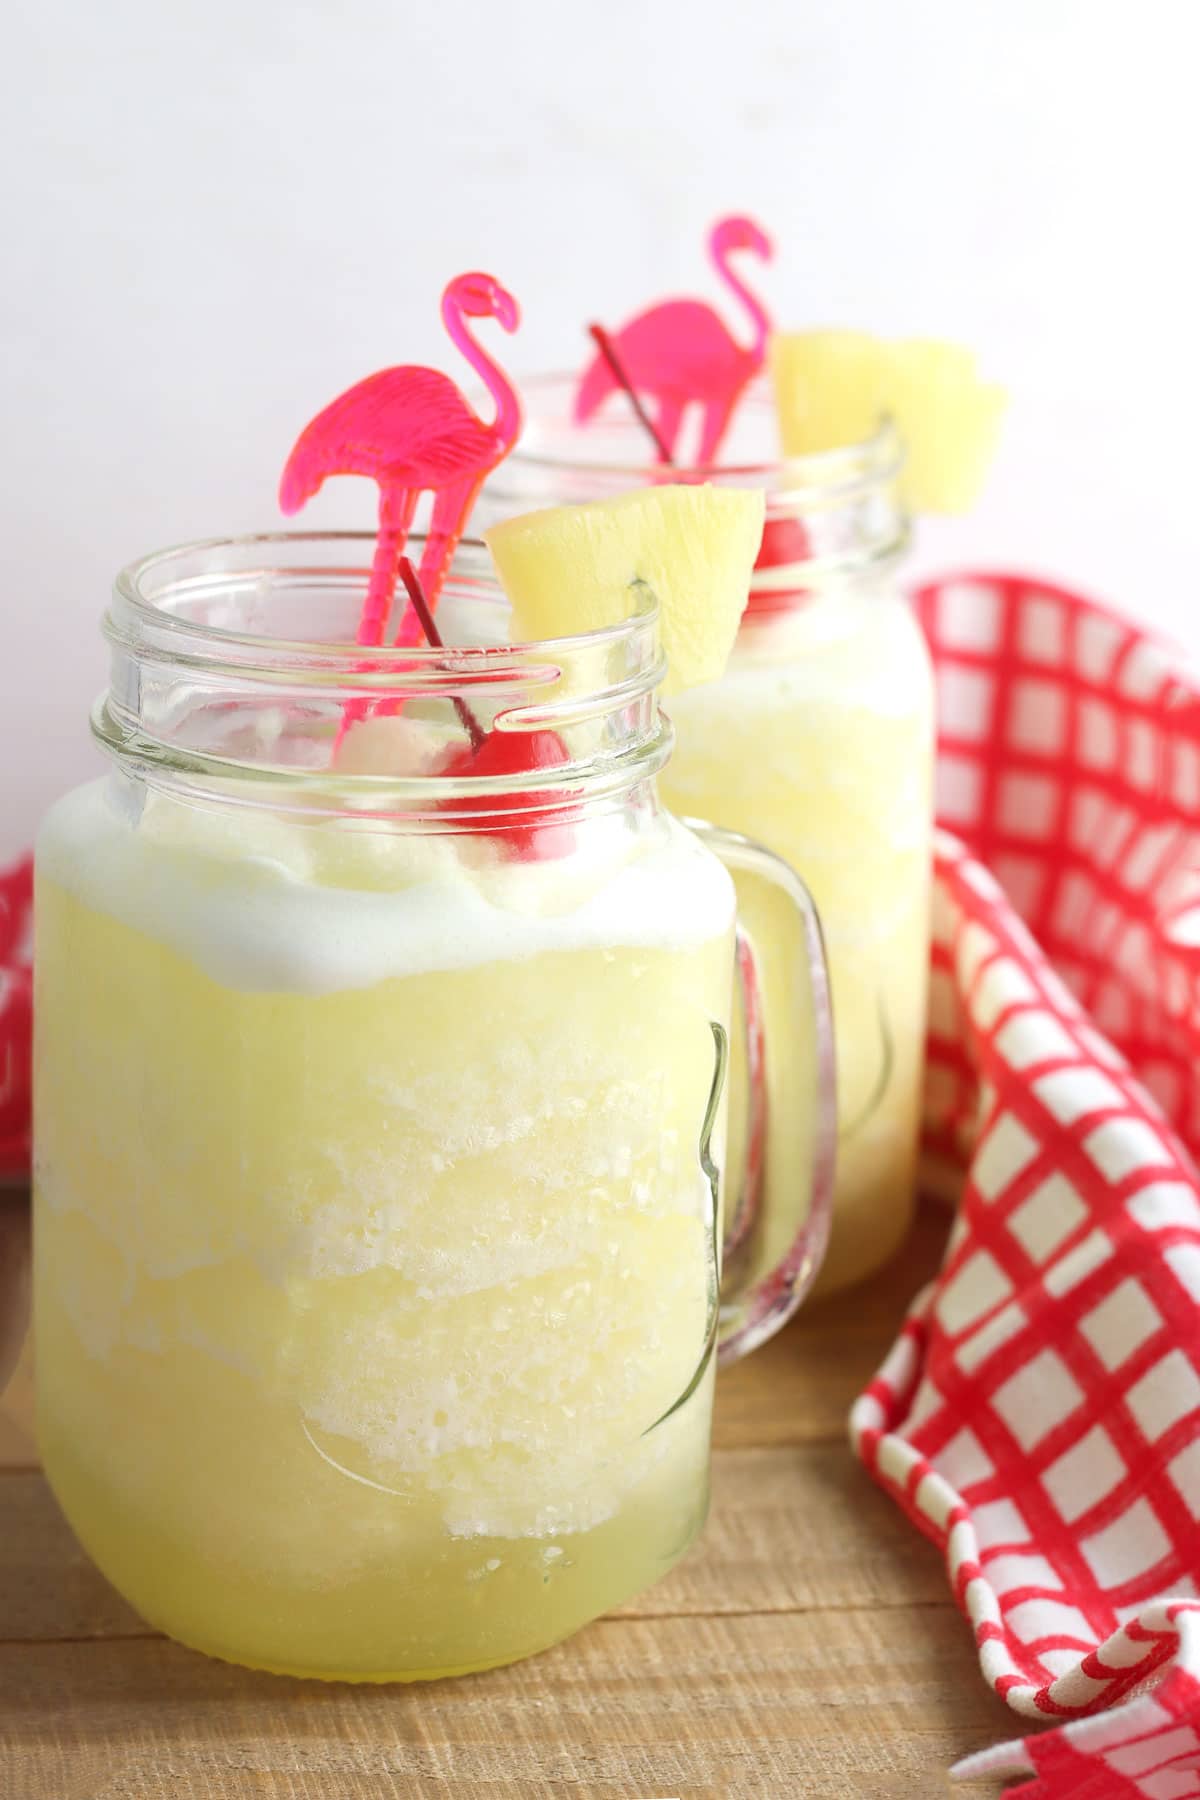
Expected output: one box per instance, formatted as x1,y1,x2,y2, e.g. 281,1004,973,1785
685,819,837,1365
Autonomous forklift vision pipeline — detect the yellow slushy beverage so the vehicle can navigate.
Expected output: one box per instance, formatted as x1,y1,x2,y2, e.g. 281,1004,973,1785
662,576,934,1291
36,777,734,1678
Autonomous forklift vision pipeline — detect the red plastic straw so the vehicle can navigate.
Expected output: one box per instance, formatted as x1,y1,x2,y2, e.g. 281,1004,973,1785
586,324,674,464
397,557,486,752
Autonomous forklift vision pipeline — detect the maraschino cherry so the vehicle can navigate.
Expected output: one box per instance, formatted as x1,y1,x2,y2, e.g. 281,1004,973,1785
756,514,810,569
397,558,575,863
438,725,575,862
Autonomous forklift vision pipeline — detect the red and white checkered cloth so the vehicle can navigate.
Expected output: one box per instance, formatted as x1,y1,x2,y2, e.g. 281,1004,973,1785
852,574,1200,1794
0,857,32,1183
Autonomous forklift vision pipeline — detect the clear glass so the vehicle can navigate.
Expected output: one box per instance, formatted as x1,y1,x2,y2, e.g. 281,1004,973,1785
486,376,935,1293
33,533,834,1682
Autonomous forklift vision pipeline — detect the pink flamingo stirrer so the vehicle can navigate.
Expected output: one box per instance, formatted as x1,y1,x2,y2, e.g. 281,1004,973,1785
279,271,522,654
575,214,773,466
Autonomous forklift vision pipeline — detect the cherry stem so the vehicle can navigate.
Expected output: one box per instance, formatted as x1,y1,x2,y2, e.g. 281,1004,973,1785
587,324,674,464
398,557,486,753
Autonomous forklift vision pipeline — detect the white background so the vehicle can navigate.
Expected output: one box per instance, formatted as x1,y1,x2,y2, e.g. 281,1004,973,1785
2,0,1197,856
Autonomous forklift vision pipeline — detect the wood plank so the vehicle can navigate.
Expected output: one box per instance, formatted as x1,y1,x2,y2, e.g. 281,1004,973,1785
712,1202,948,1450
0,1610,1011,1799
0,1338,35,1468
0,1447,953,1646
0,1184,33,1468
625,1443,954,1620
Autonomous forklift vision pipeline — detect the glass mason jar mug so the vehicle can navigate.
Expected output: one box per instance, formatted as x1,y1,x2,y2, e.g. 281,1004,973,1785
484,379,935,1294
34,533,835,1682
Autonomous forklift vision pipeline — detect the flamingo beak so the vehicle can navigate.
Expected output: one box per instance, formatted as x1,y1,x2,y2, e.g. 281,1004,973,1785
495,290,520,333
753,225,775,260
278,455,316,515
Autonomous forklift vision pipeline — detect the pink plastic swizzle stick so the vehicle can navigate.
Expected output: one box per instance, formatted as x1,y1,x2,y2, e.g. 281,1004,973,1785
575,214,773,465
278,271,523,740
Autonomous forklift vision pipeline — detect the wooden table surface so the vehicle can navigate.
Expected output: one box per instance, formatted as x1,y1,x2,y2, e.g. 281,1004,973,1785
0,1205,1016,1798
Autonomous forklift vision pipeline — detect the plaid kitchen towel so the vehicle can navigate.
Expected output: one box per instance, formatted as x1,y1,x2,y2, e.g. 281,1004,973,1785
852,574,1200,1794
0,857,32,1182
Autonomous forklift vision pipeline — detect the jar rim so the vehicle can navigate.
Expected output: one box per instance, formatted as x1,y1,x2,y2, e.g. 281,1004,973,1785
111,529,662,666
490,371,905,497
96,531,672,818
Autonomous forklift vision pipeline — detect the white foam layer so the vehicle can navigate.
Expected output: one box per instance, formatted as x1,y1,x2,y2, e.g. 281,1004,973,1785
39,780,733,994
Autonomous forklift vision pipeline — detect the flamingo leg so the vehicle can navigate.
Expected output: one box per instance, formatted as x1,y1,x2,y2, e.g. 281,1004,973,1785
394,475,484,649
358,486,418,647
696,393,739,466
654,397,685,464
335,485,417,748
